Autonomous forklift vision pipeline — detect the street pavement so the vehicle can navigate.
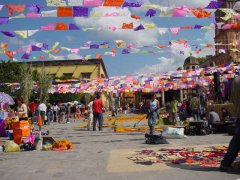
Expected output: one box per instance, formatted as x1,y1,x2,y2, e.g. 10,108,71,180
0,119,239,180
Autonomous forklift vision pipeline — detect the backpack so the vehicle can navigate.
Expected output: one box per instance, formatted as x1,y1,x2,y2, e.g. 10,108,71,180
191,97,200,110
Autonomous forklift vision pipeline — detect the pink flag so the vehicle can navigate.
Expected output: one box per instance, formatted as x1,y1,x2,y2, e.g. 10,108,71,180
170,28,180,35
41,23,55,30
70,48,80,54
26,12,41,18
172,5,190,17
84,0,102,6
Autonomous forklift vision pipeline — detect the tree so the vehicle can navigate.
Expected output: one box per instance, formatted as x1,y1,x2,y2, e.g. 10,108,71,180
0,61,33,103
19,64,33,105
37,66,53,103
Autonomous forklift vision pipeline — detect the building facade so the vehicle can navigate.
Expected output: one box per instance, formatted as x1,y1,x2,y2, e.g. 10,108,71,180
183,56,199,70
214,0,240,65
28,59,108,81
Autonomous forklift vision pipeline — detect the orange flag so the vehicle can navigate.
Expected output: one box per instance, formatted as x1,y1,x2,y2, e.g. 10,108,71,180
122,23,133,29
131,14,141,20
6,4,25,16
192,8,211,18
96,54,102,59
57,7,73,17
5,50,13,59
56,22,68,30
104,0,124,6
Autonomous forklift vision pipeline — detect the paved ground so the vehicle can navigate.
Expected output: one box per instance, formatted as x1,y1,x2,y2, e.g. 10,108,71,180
0,119,239,180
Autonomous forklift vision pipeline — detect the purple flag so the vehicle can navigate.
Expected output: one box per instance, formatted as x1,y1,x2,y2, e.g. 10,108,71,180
122,1,143,7
21,53,31,59
0,17,9,25
43,43,49,50
1,31,15,37
134,24,144,31
100,41,109,45
122,49,130,54
69,23,80,30
90,44,99,49
194,24,203,29
28,4,43,13
32,45,41,51
205,1,224,9
73,7,88,17
145,9,156,17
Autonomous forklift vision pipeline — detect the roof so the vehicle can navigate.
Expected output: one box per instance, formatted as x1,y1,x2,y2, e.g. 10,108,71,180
184,56,199,66
19,59,108,78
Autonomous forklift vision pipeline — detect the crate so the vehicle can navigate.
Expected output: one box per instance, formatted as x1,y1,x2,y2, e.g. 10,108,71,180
12,121,29,130
14,136,22,145
13,128,30,137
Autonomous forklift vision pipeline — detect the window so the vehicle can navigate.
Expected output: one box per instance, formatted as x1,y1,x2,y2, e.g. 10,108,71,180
81,72,91,82
63,73,73,79
50,73,56,78
82,72,91,79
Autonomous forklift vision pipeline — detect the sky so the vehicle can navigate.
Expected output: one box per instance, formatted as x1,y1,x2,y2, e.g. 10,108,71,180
0,0,216,77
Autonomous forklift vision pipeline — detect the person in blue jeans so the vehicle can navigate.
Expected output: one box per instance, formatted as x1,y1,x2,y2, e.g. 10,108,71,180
190,93,201,121
92,93,104,131
147,94,160,135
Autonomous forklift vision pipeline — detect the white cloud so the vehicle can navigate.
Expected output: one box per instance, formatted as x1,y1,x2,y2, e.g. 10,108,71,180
66,35,75,42
67,53,82,59
137,57,182,73
74,7,159,46
141,0,213,8
136,40,215,74
8,38,25,46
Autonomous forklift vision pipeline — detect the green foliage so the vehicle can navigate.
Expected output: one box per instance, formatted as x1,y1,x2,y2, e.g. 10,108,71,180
0,61,52,104
0,61,33,103
0,60,24,83
19,64,34,105
49,93,82,103
37,67,53,103
48,93,93,105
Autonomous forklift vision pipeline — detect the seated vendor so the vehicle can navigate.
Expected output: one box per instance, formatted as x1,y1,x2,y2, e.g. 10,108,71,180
16,97,28,120
208,109,221,126
221,108,231,121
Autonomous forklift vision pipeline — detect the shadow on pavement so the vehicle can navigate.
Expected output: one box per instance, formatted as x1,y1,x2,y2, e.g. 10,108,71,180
166,163,240,175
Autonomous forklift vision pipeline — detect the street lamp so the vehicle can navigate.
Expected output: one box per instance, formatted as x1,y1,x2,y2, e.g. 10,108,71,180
233,0,240,13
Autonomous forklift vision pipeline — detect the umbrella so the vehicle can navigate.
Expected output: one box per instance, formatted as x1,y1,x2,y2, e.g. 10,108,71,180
0,92,15,105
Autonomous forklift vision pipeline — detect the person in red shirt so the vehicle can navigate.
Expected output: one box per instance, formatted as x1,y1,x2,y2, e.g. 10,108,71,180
92,93,104,131
29,100,36,118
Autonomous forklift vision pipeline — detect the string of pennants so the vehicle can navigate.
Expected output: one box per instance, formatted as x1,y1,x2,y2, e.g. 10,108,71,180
0,4,239,21
0,1,239,62
1,64,239,94
1,21,240,40
1,39,239,60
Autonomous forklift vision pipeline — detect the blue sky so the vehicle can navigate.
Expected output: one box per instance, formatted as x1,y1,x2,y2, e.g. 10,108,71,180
0,0,216,76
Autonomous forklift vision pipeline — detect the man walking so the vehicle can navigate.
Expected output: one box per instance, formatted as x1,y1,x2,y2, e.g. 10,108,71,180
190,93,201,121
93,93,104,131
170,96,178,125
38,101,47,125
148,94,160,135
220,76,240,171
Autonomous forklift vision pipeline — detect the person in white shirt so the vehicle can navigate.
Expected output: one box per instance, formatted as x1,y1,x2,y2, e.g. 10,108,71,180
38,101,47,125
53,103,59,122
87,99,94,131
16,97,28,120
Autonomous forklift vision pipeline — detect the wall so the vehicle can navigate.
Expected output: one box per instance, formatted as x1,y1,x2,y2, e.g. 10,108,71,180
33,64,99,78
